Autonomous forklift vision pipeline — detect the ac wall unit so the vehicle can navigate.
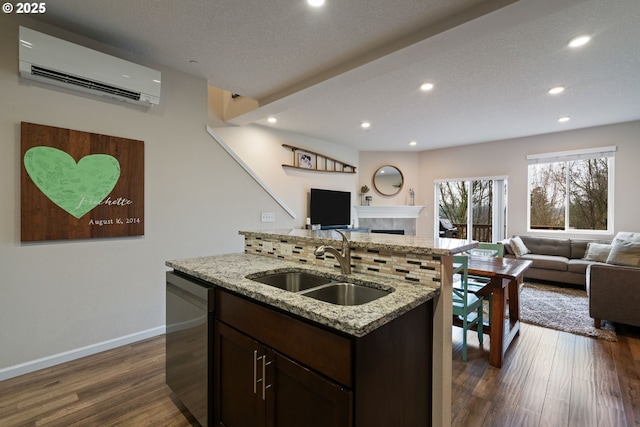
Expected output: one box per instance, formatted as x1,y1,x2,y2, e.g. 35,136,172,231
18,26,161,107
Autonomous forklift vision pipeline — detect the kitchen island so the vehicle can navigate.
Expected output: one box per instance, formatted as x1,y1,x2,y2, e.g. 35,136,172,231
166,230,475,426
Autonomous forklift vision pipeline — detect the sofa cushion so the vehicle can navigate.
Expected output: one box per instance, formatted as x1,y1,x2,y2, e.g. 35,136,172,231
583,242,612,263
613,231,640,243
568,259,606,274
571,239,591,259
520,254,569,271
519,236,571,258
510,236,530,257
606,239,640,267
501,238,514,255
572,239,612,259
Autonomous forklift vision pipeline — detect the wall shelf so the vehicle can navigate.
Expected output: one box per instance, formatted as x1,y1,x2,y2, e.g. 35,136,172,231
282,144,356,174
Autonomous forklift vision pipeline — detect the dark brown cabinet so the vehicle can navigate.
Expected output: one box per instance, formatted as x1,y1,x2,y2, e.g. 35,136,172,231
214,321,265,426
214,320,352,427
214,288,433,427
269,350,352,427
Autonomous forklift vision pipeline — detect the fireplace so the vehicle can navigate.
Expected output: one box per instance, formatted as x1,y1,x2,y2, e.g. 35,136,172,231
371,229,405,235
353,206,424,236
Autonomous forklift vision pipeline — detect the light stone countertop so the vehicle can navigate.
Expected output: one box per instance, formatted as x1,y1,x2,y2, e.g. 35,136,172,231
166,253,439,337
239,228,477,256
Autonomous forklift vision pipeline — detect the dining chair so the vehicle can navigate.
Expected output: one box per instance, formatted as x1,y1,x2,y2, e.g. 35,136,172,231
467,242,504,284
452,255,484,361
464,243,504,324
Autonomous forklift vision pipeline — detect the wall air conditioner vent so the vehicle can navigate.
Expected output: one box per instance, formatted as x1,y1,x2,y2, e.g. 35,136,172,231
19,26,161,107
30,66,142,102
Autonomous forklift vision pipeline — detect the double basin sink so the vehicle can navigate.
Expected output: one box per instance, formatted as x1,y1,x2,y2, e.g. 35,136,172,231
247,270,391,306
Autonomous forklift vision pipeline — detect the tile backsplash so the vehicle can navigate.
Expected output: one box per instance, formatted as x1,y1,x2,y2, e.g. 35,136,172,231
245,236,440,284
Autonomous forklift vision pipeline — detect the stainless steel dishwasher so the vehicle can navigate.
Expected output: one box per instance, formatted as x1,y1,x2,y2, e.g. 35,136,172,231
166,271,214,427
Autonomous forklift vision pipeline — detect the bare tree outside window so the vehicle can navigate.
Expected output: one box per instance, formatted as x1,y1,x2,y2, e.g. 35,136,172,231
569,158,608,230
439,181,468,225
472,180,493,232
529,162,566,229
438,180,494,241
529,157,609,231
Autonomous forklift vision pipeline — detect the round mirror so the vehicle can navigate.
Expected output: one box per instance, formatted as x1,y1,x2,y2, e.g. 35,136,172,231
373,165,404,196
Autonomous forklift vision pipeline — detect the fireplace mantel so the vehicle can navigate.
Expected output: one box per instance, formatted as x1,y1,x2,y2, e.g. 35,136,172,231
353,205,424,219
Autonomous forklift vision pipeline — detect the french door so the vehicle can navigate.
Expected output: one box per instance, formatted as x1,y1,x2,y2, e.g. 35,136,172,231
435,177,507,242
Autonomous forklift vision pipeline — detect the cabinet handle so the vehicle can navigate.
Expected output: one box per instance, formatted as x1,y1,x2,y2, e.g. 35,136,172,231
262,357,272,401
253,350,258,394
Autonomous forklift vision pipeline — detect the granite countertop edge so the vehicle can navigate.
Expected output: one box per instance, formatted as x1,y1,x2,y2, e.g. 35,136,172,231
166,253,439,337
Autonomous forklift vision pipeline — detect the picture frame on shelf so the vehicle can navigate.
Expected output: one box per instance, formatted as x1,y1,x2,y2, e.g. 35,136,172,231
297,151,315,169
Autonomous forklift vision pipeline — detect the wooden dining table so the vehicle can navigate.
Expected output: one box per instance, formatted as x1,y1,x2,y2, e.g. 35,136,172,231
465,256,533,368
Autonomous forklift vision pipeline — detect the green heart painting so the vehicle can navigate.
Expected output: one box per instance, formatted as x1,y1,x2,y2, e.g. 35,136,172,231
23,146,121,219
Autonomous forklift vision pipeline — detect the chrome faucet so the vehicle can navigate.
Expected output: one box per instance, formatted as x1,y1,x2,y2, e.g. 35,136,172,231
314,229,352,275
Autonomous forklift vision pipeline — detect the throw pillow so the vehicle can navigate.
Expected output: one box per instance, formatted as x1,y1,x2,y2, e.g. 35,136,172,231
500,238,514,255
583,242,611,263
510,236,530,258
613,231,640,243
606,239,640,267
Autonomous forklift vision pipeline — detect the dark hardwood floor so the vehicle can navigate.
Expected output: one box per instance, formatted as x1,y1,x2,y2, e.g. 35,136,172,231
452,322,640,427
1,323,638,426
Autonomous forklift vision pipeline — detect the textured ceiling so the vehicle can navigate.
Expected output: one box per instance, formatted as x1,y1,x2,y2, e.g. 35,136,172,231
29,0,640,151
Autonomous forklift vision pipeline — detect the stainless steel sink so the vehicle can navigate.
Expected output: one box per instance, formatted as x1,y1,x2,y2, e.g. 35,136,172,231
300,283,390,306
250,271,332,292
248,270,391,306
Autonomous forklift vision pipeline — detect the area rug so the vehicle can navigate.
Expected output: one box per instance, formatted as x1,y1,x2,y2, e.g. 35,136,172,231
519,282,617,341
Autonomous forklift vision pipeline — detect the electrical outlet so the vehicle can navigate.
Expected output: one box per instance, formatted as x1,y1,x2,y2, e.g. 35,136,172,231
262,241,273,252
280,244,293,256
261,212,275,222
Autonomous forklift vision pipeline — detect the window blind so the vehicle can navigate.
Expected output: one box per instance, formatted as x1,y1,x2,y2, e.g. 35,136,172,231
526,145,617,164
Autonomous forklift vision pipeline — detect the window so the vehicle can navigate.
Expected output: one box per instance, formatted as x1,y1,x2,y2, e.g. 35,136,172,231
435,177,507,242
527,146,615,232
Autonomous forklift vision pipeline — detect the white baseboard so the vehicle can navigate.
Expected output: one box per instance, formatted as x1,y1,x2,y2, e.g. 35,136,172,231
0,326,166,382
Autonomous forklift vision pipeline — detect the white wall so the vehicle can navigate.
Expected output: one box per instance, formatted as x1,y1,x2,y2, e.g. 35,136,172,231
417,121,640,239
210,87,360,228
358,151,424,231
0,16,291,377
358,152,421,206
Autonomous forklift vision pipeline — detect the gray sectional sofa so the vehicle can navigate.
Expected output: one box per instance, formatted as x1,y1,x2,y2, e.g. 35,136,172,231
501,235,609,286
588,264,640,328
501,233,640,328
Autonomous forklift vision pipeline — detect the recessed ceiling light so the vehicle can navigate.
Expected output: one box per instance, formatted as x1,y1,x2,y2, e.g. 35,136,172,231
549,86,565,95
307,0,325,7
420,83,434,91
361,121,371,129
267,117,277,124
558,116,571,123
568,35,591,48
409,141,417,146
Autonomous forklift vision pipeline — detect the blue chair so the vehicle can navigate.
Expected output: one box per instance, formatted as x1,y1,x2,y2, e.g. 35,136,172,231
452,255,484,361
466,242,504,286
465,243,503,323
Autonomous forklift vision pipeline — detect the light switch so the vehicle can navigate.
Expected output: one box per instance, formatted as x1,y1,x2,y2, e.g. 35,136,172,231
261,212,275,222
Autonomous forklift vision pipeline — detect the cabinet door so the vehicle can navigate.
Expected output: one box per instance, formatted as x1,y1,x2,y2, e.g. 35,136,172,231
214,321,265,427
267,350,352,427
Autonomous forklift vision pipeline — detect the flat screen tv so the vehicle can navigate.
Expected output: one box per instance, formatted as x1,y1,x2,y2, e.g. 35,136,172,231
309,188,351,229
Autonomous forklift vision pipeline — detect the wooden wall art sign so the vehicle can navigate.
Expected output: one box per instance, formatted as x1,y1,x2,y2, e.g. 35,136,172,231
20,122,144,241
